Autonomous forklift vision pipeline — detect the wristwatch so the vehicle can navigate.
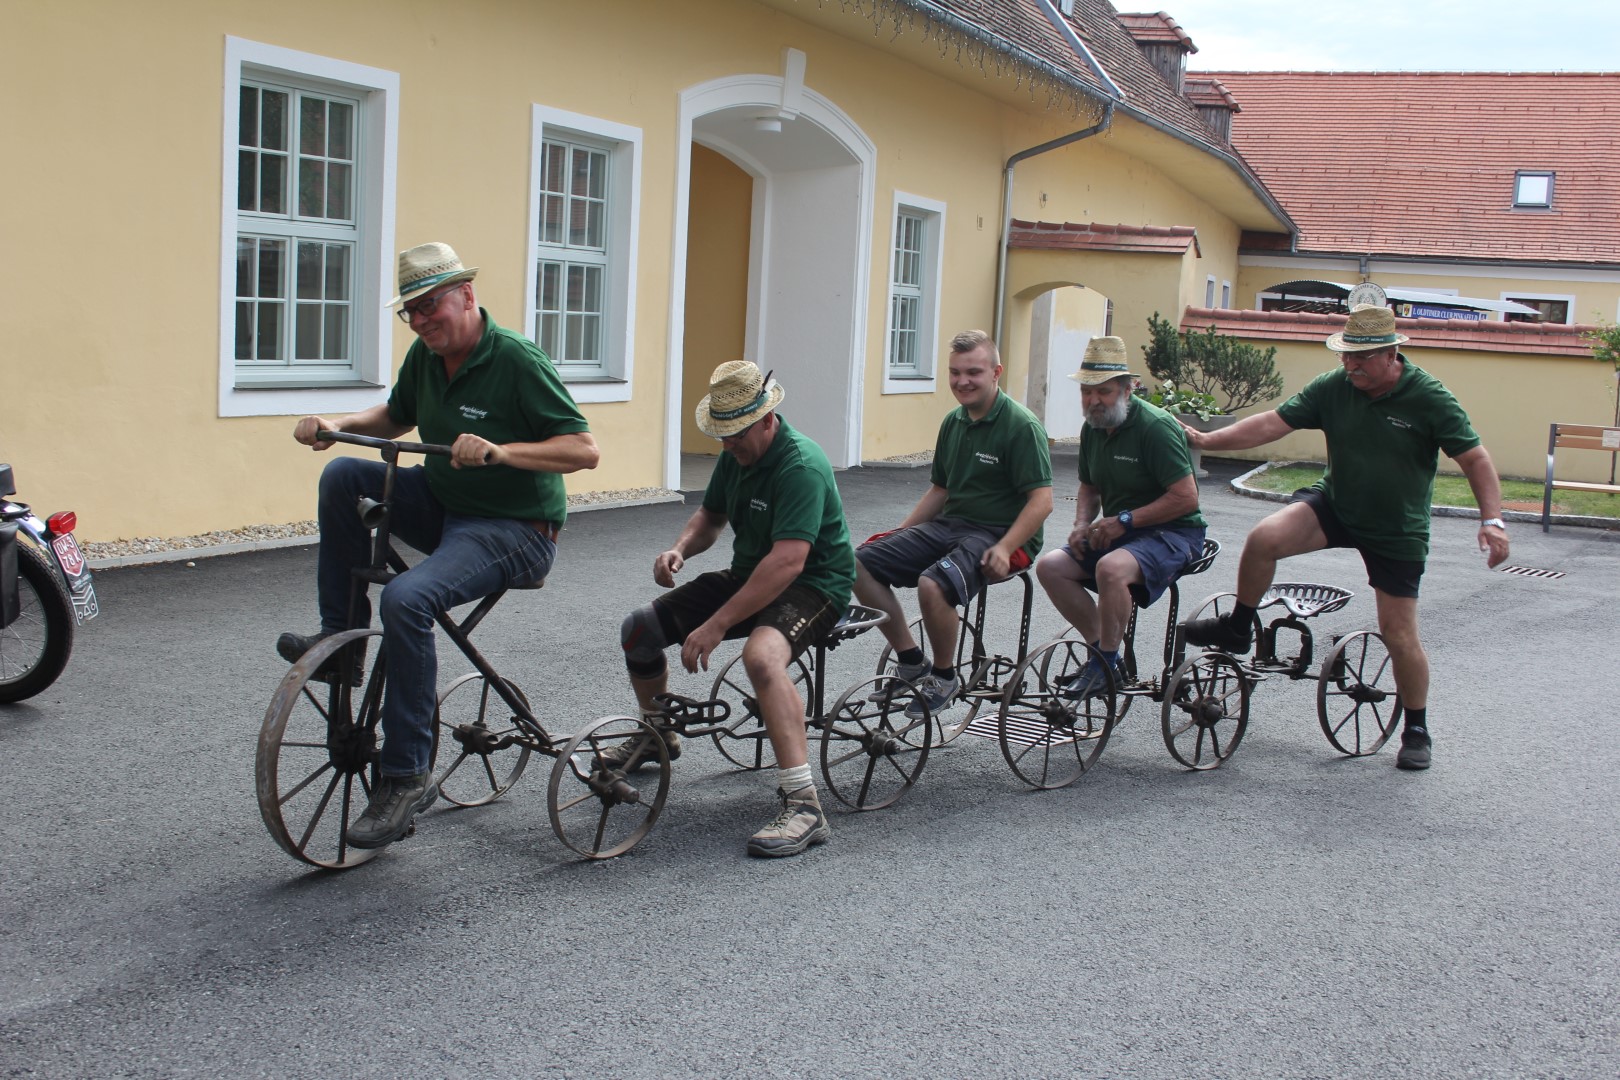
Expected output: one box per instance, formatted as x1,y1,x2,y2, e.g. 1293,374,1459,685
1117,510,1135,531
1480,517,1506,530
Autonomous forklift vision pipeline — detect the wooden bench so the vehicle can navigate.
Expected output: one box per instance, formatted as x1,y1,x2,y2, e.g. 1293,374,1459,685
1543,423,1620,531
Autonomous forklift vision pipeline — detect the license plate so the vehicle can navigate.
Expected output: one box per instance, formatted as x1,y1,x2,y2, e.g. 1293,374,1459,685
51,532,87,578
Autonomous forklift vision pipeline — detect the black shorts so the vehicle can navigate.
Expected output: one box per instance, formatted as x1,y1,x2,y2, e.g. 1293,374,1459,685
1064,524,1206,610
651,570,842,660
857,517,1027,608
1290,488,1424,599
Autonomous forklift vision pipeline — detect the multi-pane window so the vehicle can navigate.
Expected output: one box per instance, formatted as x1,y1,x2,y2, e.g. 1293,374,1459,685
889,211,926,375
534,138,609,371
235,81,359,378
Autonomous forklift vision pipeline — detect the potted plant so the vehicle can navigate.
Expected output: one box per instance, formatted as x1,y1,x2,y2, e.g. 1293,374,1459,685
1139,313,1286,475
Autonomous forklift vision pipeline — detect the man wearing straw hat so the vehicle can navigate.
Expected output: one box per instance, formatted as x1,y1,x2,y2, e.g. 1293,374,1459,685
611,361,854,857
280,242,599,849
1180,304,1511,771
1035,336,1205,698
854,330,1053,720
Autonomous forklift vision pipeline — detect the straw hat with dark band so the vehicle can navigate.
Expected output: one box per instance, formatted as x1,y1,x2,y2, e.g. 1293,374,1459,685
1326,304,1410,353
1066,335,1141,385
696,361,785,438
389,242,480,307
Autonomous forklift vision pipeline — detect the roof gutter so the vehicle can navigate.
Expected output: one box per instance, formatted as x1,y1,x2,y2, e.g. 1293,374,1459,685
993,0,1123,344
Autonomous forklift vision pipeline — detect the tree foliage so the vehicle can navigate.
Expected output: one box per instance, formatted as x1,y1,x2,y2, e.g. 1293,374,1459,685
1584,322,1620,372
1141,312,1285,413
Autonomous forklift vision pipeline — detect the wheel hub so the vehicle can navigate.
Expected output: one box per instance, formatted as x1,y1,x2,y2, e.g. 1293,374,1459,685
326,722,376,773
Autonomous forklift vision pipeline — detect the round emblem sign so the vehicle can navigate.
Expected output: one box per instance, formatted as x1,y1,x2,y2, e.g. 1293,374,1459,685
1347,282,1388,310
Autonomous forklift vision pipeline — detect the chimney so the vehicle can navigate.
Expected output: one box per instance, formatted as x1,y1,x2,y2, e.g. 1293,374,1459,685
1116,11,1197,94
1184,77,1240,143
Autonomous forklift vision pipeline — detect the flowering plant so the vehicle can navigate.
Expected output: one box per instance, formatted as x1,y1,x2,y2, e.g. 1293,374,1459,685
1136,380,1224,421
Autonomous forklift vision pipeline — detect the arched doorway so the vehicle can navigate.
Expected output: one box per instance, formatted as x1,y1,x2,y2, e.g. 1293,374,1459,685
1020,282,1113,440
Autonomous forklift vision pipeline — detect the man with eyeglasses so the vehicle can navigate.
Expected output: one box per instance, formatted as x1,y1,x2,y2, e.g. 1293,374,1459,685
280,242,598,850
609,361,855,858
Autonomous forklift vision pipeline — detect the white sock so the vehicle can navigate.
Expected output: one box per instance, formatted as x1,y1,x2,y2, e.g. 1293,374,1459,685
776,763,813,794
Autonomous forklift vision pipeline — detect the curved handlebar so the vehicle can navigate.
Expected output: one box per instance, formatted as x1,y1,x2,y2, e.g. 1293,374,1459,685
316,430,453,457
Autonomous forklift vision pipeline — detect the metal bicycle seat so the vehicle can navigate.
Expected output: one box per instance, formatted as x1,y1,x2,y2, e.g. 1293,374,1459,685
1175,538,1221,580
822,602,887,646
1256,582,1353,621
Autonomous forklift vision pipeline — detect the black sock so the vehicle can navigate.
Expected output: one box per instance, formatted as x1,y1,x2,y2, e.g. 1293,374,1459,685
931,666,955,681
1405,707,1427,733
898,647,925,666
1232,601,1257,625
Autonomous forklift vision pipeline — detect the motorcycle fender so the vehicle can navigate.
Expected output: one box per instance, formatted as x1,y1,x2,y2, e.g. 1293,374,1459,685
1,521,18,628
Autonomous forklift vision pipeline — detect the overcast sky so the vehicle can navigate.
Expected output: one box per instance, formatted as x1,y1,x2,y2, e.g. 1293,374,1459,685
1158,0,1620,72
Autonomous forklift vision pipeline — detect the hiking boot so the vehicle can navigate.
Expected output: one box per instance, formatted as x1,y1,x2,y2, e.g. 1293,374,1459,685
1396,726,1431,770
595,728,681,772
1184,612,1253,655
903,672,959,720
746,785,831,858
347,771,438,849
1057,656,1119,700
868,659,928,702
276,630,365,687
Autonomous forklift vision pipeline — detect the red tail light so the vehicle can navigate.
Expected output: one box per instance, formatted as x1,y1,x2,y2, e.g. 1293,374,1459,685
46,511,77,534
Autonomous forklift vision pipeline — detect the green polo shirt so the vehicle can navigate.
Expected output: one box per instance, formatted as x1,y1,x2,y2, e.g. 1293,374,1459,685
1078,396,1204,529
1276,356,1481,560
702,418,855,608
387,311,590,523
930,391,1053,558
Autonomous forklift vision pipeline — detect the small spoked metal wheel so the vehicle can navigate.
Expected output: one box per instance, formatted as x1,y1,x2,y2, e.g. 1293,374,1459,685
1161,652,1250,770
999,638,1118,790
708,652,813,770
1317,630,1403,756
432,673,534,807
547,715,671,859
819,676,933,811
874,616,984,745
256,630,385,870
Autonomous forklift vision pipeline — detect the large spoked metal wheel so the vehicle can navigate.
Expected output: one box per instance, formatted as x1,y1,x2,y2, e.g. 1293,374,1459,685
999,638,1118,790
819,675,932,811
0,541,75,704
1161,652,1250,770
256,630,386,870
432,672,534,807
548,715,671,859
874,616,985,745
708,652,814,771
1317,630,1403,756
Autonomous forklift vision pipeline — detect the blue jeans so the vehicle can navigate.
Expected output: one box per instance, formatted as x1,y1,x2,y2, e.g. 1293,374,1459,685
314,457,555,777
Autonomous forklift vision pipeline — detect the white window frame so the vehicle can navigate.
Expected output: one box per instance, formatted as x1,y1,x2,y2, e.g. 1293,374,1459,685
526,106,641,404
882,192,946,394
1513,171,1554,208
1204,275,1217,308
1501,290,1576,325
217,37,397,418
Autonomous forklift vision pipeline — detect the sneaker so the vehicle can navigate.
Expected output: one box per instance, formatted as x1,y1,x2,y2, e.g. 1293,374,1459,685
903,672,959,720
1396,726,1431,770
595,728,681,772
347,770,438,849
746,785,831,858
1057,657,1119,700
868,659,928,702
276,630,365,687
1183,612,1253,655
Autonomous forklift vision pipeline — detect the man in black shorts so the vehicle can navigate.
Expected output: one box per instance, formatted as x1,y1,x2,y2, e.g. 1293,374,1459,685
854,331,1052,720
611,361,855,857
1034,337,1205,697
1181,305,1511,770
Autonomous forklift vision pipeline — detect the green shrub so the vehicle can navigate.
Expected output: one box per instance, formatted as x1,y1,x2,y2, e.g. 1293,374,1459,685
1142,313,1284,413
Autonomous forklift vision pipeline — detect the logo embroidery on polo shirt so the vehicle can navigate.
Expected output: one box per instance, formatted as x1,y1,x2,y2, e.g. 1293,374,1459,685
459,405,489,420
1113,454,1140,463
751,497,768,512
1385,416,1414,431
975,452,1000,466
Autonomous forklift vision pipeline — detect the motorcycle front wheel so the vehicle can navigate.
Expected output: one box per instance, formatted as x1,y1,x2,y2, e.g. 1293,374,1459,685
0,542,75,703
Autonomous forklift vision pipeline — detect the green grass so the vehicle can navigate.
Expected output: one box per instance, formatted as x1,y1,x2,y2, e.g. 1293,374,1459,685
1243,463,1620,519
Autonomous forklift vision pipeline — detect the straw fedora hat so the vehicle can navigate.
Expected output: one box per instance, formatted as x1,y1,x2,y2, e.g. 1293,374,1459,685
695,361,785,438
1326,304,1410,353
388,242,480,306
1066,336,1141,385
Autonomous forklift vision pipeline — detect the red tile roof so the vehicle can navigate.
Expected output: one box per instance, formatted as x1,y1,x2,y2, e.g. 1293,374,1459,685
1115,12,1197,51
1011,219,1201,256
1197,71,1620,264
1183,77,1238,112
1182,307,1599,357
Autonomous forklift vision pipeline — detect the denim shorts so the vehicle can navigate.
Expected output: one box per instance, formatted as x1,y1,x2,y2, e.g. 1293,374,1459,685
856,517,1027,608
651,570,842,659
1064,524,1206,609
1290,488,1424,598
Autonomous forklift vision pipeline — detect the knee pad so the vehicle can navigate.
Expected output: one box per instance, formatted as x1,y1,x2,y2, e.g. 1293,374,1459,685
621,606,669,679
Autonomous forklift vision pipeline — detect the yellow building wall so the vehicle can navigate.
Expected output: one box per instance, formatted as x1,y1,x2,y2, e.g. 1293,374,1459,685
3,0,1268,540
681,146,752,457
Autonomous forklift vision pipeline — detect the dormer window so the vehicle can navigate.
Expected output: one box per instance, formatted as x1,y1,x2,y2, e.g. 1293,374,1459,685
1514,171,1553,208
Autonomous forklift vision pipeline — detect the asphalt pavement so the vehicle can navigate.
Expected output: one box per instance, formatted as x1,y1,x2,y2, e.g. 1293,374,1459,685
3,453,1617,1078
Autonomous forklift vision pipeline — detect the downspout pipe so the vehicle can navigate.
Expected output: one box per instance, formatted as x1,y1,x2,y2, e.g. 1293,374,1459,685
994,0,1123,345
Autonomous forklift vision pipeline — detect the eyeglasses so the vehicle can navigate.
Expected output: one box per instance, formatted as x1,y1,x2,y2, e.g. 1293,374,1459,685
396,285,463,323
720,419,761,446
